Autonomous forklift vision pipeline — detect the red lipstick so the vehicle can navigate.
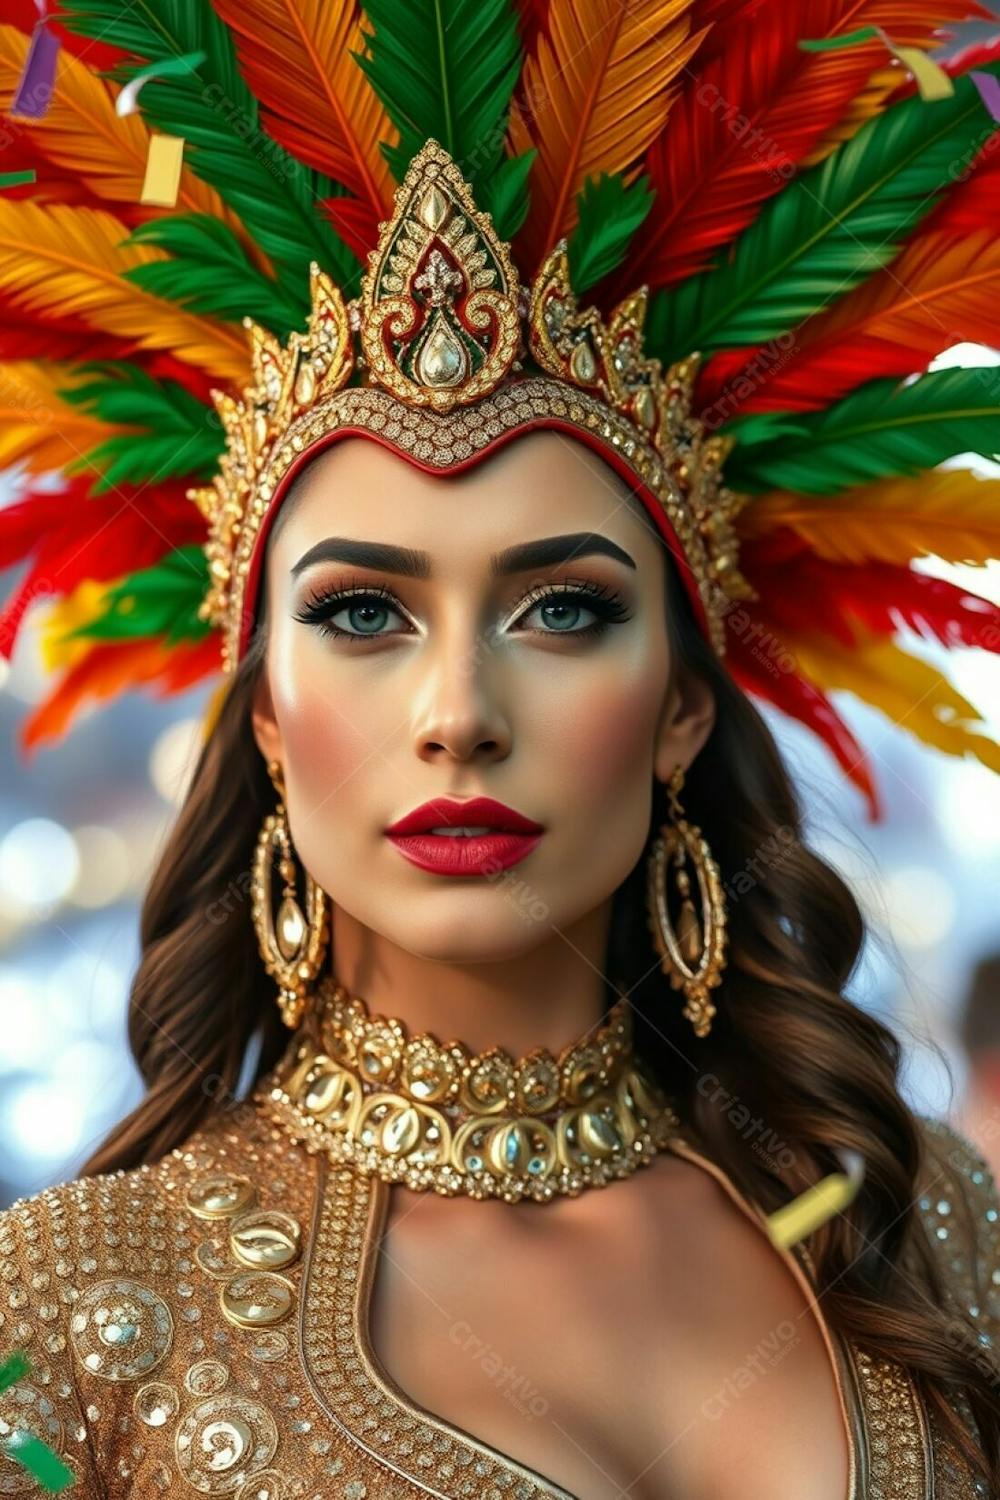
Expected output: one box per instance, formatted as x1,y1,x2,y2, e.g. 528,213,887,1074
385,796,545,877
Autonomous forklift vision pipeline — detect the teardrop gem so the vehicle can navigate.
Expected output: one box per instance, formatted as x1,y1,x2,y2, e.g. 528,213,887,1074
487,1122,532,1176
418,183,450,232
276,895,306,960
381,1106,421,1156
415,311,468,388
633,385,656,429
677,898,703,964
570,341,597,383
578,1109,622,1159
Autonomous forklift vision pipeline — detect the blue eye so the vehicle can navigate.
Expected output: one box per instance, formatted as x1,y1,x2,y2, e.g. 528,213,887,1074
294,577,632,643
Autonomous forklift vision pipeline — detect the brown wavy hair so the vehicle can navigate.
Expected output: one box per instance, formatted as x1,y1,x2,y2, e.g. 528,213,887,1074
82,483,1000,1490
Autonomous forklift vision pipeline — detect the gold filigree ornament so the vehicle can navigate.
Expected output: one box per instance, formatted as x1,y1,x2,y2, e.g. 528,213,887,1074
188,139,755,677
258,977,681,1202
251,760,328,1029
646,764,728,1039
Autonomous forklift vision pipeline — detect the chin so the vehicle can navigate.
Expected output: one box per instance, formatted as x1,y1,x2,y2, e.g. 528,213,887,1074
363,895,560,964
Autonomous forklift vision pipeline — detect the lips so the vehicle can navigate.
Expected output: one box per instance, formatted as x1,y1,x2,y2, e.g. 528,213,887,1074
385,796,544,837
385,797,545,877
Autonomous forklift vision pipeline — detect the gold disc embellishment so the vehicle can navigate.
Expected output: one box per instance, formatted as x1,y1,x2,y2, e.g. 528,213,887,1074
219,1271,295,1329
229,1209,302,1271
185,1174,257,1221
69,1279,174,1381
174,1395,278,1494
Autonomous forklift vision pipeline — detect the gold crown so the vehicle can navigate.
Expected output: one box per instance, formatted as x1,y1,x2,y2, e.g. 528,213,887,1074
189,139,754,671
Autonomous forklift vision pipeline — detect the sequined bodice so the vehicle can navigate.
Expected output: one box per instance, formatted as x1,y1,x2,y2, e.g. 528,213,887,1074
0,1097,995,1499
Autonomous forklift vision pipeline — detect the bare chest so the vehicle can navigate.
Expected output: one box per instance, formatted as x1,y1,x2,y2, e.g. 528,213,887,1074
366,1158,853,1500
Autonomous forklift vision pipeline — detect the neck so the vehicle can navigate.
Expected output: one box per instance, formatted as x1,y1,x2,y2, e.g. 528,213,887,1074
327,899,617,1056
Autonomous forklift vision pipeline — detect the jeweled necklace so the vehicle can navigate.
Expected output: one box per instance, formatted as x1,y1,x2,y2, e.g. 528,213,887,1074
255,974,680,1203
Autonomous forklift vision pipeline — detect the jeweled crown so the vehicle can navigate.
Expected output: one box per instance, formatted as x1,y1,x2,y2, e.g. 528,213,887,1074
189,139,753,669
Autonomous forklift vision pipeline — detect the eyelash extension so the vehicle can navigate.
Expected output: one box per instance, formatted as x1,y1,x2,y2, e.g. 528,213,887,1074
293,574,632,643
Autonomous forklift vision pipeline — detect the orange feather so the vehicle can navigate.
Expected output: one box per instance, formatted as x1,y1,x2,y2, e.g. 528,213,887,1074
0,198,250,384
707,229,1000,412
210,0,396,219
738,471,1000,568
20,633,222,755
0,361,122,477
509,0,703,276
0,23,270,275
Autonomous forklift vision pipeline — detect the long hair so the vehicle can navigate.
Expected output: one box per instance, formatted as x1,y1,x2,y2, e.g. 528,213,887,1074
81,489,1000,1488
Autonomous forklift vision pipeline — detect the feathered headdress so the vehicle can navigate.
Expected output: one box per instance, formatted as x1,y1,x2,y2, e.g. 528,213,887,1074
2,0,999,821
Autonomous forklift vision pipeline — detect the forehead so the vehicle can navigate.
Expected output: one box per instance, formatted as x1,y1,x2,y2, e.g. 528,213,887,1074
266,430,665,571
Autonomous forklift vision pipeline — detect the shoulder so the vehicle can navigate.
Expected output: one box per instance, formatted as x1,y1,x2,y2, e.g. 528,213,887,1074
0,1099,316,1496
912,1113,1000,1341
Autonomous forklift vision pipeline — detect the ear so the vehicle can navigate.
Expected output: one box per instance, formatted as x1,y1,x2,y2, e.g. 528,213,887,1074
251,667,284,767
652,663,716,785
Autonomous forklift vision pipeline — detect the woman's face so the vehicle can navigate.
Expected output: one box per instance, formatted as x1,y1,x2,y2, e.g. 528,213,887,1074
252,430,715,963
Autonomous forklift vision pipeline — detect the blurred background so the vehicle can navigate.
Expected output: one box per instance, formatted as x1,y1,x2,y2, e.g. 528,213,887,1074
2,369,999,1208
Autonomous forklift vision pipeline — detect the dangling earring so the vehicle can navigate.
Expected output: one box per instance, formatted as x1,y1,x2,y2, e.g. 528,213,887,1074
252,759,329,1029
646,764,727,1039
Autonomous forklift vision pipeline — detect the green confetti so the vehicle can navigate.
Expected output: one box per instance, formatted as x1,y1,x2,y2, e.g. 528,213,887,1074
798,25,880,52
0,1351,76,1492
0,170,36,190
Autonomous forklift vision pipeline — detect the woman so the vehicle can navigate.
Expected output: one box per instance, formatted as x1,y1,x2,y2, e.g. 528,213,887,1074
2,4,1000,1497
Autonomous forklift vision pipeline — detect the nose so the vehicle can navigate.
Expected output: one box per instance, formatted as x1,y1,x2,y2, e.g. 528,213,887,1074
410,620,512,765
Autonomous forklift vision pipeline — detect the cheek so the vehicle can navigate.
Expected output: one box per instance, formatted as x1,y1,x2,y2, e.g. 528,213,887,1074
267,629,383,812
528,655,665,809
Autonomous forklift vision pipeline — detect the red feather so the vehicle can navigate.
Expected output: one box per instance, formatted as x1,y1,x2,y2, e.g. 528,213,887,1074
513,0,552,55
20,632,222,755
321,194,381,268
688,0,770,64
600,0,984,303
724,610,882,819
0,301,134,361
740,532,1000,652
0,478,206,661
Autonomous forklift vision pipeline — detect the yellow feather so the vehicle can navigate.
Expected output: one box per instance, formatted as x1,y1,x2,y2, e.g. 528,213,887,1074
738,470,1000,569
509,0,703,268
791,629,1000,775
0,24,271,277
0,199,250,384
0,361,119,476
40,579,122,673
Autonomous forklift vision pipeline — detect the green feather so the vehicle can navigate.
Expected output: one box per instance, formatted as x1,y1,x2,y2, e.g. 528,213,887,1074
568,172,655,296
57,364,223,493
59,0,362,299
724,367,1000,494
354,0,532,237
646,64,1000,362
122,215,308,338
65,545,211,645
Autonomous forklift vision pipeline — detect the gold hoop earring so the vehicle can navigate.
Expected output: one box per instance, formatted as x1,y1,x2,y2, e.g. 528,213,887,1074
646,764,727,1039
252,759,329,1029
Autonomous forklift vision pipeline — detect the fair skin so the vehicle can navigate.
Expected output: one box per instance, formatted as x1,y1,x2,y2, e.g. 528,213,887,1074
251,431,850,1500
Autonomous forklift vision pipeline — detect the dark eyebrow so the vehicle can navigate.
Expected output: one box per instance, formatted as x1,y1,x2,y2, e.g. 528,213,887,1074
290,532,636,580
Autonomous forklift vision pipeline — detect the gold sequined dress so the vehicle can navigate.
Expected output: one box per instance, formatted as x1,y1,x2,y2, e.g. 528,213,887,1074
1,1065,997,1500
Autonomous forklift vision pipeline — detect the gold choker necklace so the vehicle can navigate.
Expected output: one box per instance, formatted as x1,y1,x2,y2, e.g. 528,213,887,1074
255,976,680,1203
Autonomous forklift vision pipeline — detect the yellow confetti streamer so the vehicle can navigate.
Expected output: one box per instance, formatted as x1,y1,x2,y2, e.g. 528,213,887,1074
766,1149,865,1250
140,134,185,207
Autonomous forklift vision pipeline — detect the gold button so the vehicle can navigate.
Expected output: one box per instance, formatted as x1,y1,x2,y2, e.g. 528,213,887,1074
229,1210,302,1271
185,1174,257,1221
219,1272,295,1328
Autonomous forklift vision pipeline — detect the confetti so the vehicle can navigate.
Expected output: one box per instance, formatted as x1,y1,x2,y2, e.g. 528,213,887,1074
970,69,1000,124
10,2,59,121
0,171,36,190
0,1351,75,1492
115,51,206,209
766,1149,865,1251
799,27,954,103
